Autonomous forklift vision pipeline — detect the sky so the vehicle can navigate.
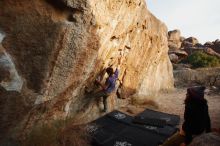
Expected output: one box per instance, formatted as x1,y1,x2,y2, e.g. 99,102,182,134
146,0,220,44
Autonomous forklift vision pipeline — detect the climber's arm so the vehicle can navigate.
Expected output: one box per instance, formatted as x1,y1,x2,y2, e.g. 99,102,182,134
95,79,108,90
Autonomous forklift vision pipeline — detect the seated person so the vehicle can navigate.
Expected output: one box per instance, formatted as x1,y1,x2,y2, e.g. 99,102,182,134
163,86,211,146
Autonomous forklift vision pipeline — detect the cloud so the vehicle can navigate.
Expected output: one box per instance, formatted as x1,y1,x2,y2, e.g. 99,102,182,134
147,0,220,43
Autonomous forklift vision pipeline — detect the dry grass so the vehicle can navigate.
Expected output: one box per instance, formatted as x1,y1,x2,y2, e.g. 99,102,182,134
130,95,159,109
119,95,160,116
22,119,91,146
59,124,91,146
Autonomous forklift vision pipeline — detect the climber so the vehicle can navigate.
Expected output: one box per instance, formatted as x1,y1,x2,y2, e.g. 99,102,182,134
92,58,122,112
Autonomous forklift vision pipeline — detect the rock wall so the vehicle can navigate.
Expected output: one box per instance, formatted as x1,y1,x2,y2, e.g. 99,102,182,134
174,67,220,88
0,0,173,132
0,45,23,92
89,0,173,99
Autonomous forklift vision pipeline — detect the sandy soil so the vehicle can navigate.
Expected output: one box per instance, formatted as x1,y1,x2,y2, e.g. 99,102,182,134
121,88,220,129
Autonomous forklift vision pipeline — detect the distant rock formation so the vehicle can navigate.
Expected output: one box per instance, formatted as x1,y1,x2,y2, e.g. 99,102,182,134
168,29,182,51
182,37,199,47
174,67,220,88
168,29,220,63
0,0,173,139
204,39,220,54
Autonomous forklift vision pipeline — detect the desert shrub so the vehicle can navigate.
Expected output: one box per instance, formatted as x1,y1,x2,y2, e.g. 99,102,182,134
23,119,91,146
186,52,220,68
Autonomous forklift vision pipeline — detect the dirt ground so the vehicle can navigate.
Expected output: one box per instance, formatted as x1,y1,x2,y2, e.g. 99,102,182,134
121,88,220,129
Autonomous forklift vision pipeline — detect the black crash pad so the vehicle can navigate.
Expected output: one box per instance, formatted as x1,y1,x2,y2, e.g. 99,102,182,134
135,108,180,126
132,116,167,128
103,126,166,146
87,110,180,146
106,110,178,136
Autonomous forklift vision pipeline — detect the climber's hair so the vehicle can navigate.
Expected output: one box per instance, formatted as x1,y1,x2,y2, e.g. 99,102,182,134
106,67,114,76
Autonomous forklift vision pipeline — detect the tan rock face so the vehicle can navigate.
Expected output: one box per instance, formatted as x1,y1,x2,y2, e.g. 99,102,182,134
89,0,174,99
168,29,182,50
0,0,173,124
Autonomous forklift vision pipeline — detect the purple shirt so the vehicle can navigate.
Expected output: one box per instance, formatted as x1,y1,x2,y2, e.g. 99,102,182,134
104,68,119,94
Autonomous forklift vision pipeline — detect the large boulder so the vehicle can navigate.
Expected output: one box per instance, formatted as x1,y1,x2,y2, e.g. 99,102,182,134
169,50,188,63
213,39,220,54
184,37,199,46
168,29,181,41
0,0,174,136
205,48,220,58
204,41,214,47
181,37,200,51
181,37,205,55
174,67,220,88
204,40,220,54
168,29,182,50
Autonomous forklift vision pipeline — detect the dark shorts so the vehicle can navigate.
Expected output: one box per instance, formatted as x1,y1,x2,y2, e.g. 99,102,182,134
92,90,110,99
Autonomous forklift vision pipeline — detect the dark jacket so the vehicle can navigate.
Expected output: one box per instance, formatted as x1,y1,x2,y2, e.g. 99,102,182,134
182,98,211,144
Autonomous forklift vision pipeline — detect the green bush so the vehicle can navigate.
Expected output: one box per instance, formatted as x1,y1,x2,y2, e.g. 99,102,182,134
186,51,220,68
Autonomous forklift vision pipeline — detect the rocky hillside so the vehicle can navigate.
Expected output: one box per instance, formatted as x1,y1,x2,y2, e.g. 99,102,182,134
168,29,220,63
167,29,220,89
0,0,173,141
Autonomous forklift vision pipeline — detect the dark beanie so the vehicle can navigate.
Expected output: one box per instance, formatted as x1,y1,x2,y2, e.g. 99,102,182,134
187,86,206,99
106,67,114,75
